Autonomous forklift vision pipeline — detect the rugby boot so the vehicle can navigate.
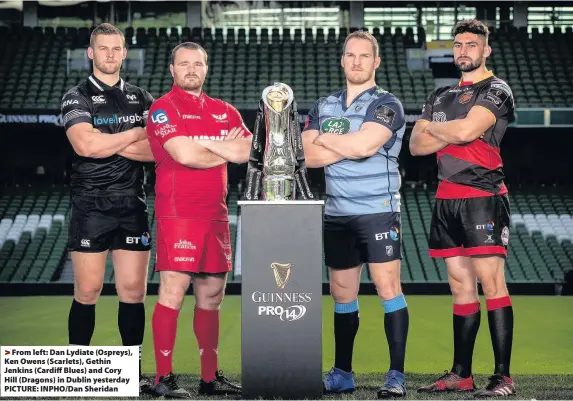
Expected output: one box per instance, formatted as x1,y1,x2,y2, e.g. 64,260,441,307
418,370,476,393
139,375,153,394
198,370,241,396
377,370,407,398
323,367,356,394
152,372,191,398
474,374,516,397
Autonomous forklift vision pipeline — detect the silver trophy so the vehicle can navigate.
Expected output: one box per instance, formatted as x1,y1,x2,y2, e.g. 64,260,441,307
245,82,313,201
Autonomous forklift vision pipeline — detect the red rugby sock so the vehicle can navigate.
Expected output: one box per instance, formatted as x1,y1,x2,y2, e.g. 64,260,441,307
152,303,179,384
193,306,219,383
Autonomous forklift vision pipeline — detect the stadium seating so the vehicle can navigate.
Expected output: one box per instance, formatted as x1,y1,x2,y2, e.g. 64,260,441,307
488,26,573,108
3,25,571,112
0,187,68,282
1,185,572,285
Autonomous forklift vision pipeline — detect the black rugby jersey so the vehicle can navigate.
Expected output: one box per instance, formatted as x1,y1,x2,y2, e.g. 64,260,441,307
420,70,515,199
61,75,154,197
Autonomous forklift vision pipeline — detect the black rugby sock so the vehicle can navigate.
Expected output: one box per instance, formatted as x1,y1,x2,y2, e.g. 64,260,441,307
382,294,409,373
118,301,145,376
486,296,513,377
68,299,95,346
451,302,481,378
334,300,359,372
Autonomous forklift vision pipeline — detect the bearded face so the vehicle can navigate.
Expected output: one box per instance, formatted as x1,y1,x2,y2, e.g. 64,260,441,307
170,48,208,92
453,32,489,73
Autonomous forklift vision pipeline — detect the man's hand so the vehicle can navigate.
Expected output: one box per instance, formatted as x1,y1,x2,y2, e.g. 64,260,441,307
197,129,252,164
224,126,245,141
131,127,147,142
409,119,449,156
302,130,344,168
313,133,325,146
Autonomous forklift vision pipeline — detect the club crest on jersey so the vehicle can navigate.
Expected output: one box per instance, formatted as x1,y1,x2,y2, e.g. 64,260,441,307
432,112,447,122
458,90,474,104
211,113,228,123
321,117,351,134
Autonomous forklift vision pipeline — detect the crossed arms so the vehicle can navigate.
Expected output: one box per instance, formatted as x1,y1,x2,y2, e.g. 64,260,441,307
65,123,154,161
302,122,394,168
163,127,252,169
409,106,496,156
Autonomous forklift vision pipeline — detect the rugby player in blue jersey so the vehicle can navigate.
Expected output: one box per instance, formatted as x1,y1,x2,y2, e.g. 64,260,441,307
302,30,408,399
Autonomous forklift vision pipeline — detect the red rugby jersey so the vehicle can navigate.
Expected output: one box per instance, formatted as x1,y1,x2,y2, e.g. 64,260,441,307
147,84,251,221
420,70,515,199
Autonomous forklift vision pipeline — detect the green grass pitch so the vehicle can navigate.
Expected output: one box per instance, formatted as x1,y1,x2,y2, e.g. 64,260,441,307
1,295,572,399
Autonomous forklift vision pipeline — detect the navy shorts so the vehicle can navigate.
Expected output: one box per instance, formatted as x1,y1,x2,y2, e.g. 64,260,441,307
324,212,402,269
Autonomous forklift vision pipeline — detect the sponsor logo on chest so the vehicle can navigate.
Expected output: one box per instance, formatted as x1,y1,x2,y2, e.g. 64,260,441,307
320,117,351,134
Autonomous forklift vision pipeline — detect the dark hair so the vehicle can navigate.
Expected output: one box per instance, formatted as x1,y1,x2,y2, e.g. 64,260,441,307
453,19,489,42
343,30,379,58
90,23,125,47
170,42,208,65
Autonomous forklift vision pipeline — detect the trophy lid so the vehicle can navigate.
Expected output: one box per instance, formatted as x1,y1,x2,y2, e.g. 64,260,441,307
262,82,294,113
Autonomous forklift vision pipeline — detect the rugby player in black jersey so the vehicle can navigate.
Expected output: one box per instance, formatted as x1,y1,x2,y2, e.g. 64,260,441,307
60,23,154,394
410,19,516,397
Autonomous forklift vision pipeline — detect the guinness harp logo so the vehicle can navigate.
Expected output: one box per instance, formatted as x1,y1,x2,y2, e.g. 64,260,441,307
270,262,292,289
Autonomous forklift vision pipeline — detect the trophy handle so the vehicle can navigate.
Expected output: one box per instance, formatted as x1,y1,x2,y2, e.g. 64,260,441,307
291,100,314,200
244,100,266,200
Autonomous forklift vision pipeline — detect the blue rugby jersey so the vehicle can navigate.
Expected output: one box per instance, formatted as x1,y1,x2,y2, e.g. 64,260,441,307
304,86,405,216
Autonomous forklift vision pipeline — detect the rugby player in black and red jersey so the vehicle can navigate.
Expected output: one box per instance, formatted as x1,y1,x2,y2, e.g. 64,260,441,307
410,19,516,397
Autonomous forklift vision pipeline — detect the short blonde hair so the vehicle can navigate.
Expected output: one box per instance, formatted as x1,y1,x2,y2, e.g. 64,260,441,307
90,23,125,47
343,30,379,57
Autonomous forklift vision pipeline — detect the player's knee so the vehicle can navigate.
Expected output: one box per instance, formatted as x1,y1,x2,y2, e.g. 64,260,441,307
195,288,225,310
158,283,187,310
481,279,508,299
117,281,146,303
373,277,401,301
329,281,358,304
74,284,102,304
376,285,401,301
449,280,467,297
450,285,478,304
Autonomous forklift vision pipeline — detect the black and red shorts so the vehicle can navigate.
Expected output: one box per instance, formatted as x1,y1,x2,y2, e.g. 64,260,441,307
429,194,510,258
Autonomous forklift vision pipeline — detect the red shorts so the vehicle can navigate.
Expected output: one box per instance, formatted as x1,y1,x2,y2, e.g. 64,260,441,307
155,218,232,273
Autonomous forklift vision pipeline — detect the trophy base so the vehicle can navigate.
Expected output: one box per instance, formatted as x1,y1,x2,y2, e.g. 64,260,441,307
262,176,294,201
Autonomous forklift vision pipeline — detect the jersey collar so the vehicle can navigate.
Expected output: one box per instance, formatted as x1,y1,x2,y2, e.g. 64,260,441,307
172,84,205,103
458,70,494,86
88,74,125,92
341,85,377,111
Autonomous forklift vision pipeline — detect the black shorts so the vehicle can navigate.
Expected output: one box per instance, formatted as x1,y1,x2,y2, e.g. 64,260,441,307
67,195,152,252
324,212,402,269
429,194,510,258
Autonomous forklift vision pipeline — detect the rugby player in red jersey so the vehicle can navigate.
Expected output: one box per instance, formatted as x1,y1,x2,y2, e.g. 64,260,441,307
146,42,252,398
410,19,516,397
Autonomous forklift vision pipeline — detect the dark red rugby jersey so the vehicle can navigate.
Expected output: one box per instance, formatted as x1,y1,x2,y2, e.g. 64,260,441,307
420,70,515,199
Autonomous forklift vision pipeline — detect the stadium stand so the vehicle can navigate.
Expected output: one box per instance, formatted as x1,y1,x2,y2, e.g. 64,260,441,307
0,25,521,111
1,185,571,285
1,24,572,290
1,25,571,111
